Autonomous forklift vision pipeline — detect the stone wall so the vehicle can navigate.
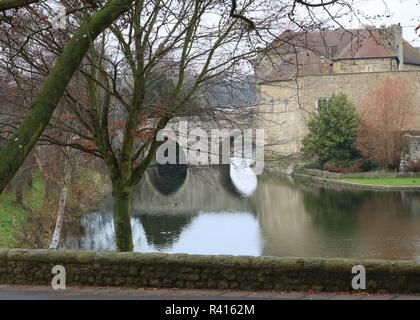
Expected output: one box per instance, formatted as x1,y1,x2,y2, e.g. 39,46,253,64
257,70,420,156
334,58,396,74
401,134,420,171
298,168,420,180
2,249,420,294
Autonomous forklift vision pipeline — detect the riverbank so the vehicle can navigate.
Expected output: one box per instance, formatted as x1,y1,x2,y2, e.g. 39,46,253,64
0,166,110,249
293,169,420,191
341,177,420,186
0,172,45,248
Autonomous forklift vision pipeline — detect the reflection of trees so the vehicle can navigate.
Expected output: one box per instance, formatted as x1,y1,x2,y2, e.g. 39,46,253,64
62,202,117,251
302,186,370,235
137,214,194,250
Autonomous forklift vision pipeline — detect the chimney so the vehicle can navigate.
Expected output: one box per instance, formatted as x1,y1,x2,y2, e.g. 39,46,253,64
390,24,404,70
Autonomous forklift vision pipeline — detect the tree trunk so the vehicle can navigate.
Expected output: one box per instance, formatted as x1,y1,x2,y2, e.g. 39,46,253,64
0,0,133,194
49,152,71,249
27,174,33,188
34,148,46,179
34,148,54,201
112,181,134,252
15,183,23,205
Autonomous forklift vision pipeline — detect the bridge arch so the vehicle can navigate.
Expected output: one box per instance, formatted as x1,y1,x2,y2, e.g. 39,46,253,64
148,138,188,196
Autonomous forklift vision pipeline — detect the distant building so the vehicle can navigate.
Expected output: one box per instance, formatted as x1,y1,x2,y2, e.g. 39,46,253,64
254,25,420,158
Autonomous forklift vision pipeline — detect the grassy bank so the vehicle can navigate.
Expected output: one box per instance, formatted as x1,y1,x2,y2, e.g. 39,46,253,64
0,172,44,248
341,177,420,187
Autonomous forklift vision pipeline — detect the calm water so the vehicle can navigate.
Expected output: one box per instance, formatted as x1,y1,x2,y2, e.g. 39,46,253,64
63,167,420,261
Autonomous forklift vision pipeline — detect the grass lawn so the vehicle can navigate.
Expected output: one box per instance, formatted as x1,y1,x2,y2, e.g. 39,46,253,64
340,177,420,187
0,172,44,247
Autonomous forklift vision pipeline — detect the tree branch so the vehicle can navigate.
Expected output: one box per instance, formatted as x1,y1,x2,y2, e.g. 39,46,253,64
0,0,134,193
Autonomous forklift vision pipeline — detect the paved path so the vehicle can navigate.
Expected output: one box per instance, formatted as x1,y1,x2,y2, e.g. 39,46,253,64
0,285,419,300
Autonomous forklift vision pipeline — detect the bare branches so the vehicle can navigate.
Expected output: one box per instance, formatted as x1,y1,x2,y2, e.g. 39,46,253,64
0,0,134,193
0,0,368,251
229,0,255,30
294,0,339,7
0,0,39,12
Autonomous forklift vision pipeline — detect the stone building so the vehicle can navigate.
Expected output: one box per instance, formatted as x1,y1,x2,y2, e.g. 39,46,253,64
254,25,420,158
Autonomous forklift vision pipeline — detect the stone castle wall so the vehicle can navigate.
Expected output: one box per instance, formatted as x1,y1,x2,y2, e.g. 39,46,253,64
334,58,397,73
257,70,420,157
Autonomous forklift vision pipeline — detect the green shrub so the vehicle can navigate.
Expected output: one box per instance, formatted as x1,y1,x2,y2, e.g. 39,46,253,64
301,93,359,164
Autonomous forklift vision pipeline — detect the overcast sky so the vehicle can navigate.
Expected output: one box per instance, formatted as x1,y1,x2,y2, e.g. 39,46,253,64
352,0,420,45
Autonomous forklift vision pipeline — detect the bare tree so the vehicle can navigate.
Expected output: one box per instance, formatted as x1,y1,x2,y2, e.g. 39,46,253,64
356,77,415,169
0,0,356,194
1,0,359,251
0,0,134,192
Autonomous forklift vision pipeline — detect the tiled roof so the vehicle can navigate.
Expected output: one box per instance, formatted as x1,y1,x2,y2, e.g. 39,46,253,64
333,29,395,60
257,27,420,81
403,40,420,65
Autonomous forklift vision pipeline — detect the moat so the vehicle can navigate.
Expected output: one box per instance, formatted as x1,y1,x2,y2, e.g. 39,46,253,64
63,167,420,261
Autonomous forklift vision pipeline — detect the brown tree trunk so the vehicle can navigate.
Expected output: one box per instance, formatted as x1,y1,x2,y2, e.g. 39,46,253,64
15,183,23,205
111,180,134,252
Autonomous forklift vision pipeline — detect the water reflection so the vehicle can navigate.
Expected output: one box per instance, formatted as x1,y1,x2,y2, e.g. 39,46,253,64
138,214,193,250
149,140,188,195
302,186,364,235
63,168,420,261
64,209,262,255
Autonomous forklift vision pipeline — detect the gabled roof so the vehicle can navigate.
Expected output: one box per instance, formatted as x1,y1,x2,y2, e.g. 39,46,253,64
257,27,420,81
333,29,395,60
403,40,420,65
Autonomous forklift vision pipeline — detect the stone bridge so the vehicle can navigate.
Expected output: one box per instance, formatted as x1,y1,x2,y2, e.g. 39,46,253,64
133,166,255,215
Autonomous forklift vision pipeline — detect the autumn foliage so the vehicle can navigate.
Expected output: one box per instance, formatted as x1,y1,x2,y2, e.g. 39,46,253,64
356,77,415,169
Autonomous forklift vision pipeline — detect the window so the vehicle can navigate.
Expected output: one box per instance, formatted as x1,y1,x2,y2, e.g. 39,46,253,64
328,46,338,57
391,59,399,71
315,97,331,111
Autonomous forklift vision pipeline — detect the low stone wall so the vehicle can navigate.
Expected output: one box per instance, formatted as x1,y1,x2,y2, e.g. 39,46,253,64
299,168,420,180
293,171,420,191
293,169,420,191
1,249,420,294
